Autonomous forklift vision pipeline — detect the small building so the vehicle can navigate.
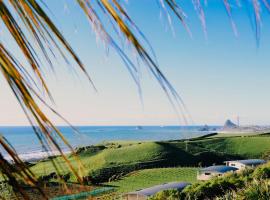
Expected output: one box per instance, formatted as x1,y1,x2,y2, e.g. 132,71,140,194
225,159,266,170
123,182,190,200
197,165,237,181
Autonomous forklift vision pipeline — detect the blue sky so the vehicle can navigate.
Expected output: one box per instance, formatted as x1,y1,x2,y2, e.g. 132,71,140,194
1,0,270,126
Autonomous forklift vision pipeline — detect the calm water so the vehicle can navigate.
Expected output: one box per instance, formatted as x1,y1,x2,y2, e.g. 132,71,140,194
0,126,219,161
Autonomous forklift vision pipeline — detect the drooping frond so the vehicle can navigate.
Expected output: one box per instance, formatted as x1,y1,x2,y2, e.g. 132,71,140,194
0,0,269,198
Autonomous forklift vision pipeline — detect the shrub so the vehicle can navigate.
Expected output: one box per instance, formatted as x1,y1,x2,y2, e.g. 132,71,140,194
261,150,270,161
0,181,15,199
252,163,270,179
219,179,270,200
182,173,245,199
239,180,270,200
75,145,106,155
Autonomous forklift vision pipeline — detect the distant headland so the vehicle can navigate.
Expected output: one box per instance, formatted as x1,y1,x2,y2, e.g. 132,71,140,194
219,119,270,133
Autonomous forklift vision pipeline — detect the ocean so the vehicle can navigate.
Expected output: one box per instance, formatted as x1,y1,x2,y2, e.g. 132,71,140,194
0,126,219,161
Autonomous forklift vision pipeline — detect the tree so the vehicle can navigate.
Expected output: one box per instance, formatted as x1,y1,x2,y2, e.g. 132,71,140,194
0,0,268,199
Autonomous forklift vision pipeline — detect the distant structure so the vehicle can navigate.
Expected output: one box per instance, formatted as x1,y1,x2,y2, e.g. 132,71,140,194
220,119,270,133
123,182,190,200
225,159,266,170
197,165,237,181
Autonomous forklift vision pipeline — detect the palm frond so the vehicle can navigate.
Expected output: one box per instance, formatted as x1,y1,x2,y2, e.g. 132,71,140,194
0,0,269,198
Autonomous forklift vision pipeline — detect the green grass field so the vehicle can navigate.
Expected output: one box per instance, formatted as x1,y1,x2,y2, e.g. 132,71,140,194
31,142,173,176
30,135,270,184
107,167,197,193
191,136,270,158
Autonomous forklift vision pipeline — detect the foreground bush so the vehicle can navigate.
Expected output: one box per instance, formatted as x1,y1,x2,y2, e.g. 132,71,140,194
253,162,270,179
149,162,270,200
0,182,15,199
182,172,246,200
239,179,270,200
217,179,270,200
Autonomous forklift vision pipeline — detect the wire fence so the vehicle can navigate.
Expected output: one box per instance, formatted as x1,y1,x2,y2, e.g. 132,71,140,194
50,187,114,200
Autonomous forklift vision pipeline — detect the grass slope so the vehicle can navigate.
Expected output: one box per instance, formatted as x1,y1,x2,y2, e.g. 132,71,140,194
30,135,270,183
107,167,197,193
192,136,270,158
31,142,173,175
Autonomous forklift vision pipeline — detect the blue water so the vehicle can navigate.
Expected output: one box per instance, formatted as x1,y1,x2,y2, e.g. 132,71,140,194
0,126,219,161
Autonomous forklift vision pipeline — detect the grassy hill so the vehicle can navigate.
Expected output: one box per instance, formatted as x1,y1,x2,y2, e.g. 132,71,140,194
191,136,270,158
30,135,270,184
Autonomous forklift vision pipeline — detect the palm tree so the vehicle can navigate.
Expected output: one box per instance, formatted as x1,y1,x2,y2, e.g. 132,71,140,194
0,0,268,199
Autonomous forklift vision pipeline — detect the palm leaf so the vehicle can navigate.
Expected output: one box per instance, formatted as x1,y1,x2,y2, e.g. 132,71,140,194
0,0,269,198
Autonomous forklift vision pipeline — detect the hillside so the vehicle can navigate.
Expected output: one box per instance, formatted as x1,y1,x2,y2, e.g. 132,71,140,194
189,136,270,158
30,135,270,184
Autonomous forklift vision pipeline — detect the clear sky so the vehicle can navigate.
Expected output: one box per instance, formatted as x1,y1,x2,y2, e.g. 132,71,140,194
1,0,270,126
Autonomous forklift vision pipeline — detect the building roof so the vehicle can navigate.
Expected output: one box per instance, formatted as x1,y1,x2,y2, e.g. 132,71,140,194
226,159,266,166
127,182,190,197
199,165,238,173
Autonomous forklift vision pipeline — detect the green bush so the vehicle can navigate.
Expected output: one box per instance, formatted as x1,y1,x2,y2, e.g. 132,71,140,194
182,173,245,199
75,145,106,155
252,163,270,179
218,179,270,200
261,149,270,161
239,180,270,200
0,182,15,199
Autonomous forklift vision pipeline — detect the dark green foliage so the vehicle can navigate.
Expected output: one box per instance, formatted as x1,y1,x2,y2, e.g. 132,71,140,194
239,180,270,200
0,181,15,199
59,173,71,182
37,172,57,182
182,173,245,200
218,179,270,200
252,163,270,179
261,149,270,161
37,172,71,183
75,145,106,156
